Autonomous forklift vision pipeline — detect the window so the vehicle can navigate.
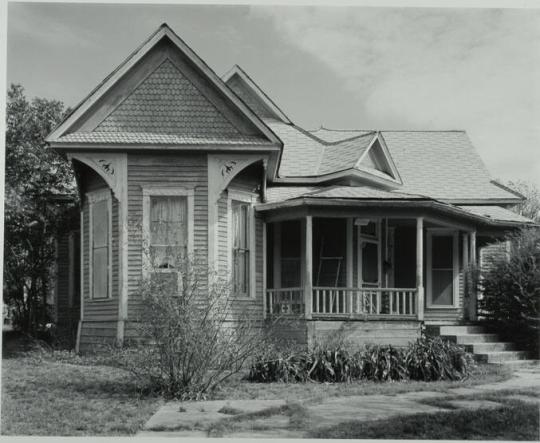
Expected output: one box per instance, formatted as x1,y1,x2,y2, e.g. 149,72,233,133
358,220,381,288
232,201,250,296
88,189,112,299
142,188,194,290
229,191,255,298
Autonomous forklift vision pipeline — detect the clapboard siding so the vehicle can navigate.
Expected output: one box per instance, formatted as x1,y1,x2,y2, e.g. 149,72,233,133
127,153,208,322
225,164,265,321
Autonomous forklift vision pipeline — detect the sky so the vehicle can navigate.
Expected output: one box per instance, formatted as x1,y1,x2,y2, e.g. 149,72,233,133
6,2,540,188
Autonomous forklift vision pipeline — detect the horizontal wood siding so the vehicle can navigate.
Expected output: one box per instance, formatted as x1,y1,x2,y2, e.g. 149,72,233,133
309,320,421,348
78,320,118,352
217,192,228,273
126,153,208,325
226,164,264,322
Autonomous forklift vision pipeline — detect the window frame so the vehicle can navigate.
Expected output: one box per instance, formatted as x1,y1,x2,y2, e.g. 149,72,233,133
141,186,195,280
426,228,460,309
228,190,256,299
87,188,113,300
357,219,382,289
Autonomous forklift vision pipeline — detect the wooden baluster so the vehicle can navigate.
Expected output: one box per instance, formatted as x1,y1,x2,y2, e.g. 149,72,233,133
401,292,405,315
409,291,413,315
348,290,353,317
389,290,393,315
376,291,381,314
323,290,327,314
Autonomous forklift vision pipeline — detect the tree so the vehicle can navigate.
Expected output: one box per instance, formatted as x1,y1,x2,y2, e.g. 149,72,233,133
4,84,77,334
507,180,540,222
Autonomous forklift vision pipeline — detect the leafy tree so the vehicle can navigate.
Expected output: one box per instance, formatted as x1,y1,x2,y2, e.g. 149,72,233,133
479,228,540,357
4,84,77,334
507,180,540,222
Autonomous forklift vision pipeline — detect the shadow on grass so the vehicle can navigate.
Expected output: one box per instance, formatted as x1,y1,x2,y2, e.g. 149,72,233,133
308,402,540,440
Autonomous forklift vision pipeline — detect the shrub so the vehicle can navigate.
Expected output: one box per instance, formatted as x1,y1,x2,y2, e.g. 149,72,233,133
247,336,474,383
405,337,474,381
479,228,540,356
114,257,272,400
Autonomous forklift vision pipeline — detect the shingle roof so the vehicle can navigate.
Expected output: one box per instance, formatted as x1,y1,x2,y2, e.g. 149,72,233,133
308,128,520,202
57,132,271,145
318,133,375,174
457,205,535,224
265,185,425,203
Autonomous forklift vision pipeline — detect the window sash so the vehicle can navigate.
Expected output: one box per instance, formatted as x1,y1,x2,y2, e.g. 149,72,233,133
232,201,250,296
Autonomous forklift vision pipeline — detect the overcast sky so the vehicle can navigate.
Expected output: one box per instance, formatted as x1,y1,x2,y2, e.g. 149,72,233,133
6,3,540,187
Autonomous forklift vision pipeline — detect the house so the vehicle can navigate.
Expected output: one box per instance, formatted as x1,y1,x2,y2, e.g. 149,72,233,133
46,24,535,353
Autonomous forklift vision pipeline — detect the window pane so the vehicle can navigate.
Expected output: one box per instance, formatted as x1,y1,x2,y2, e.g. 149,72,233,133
150,196,187,247
93,247,108,298
432,236,453,268
232,201,250,295
362,242,379,284
432,270,454,305
92,200,108,247
360,221,377,238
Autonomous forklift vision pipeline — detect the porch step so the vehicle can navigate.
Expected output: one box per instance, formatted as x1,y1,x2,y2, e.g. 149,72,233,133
437,325,486,335
441,333,500,344
496,359,540,369
474,351,530,364
464,342,517,353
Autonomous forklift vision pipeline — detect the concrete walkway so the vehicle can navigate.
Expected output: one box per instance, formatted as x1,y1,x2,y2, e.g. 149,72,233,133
137,365,540,438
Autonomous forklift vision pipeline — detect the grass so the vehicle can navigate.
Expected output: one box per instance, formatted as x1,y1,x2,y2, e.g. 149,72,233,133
1,333,162,436
213,363,512,402
308,402,540,440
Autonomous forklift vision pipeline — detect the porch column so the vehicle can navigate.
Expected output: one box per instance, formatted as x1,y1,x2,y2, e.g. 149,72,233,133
346,218,354,317
416,217,424,321
262,222,267,320
468,231,477,321
304,216,313,319
273,222,281,289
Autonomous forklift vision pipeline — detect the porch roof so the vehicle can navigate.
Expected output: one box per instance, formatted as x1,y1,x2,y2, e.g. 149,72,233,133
260,185,536,228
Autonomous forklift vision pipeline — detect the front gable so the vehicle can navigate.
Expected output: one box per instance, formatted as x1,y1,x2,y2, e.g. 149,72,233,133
47,25,281,148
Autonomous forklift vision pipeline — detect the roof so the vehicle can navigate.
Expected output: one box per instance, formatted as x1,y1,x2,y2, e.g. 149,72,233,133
457,205,535,224
47,24,281,149
265,185,426,204
57,132,271,146
309,128,521,202
223,65,292,124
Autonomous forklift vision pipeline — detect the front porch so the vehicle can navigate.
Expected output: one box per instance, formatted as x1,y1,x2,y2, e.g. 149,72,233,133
262,213,480,329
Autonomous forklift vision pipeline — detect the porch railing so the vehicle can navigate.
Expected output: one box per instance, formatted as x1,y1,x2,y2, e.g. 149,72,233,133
265,287,417,318
265,287,304,316
312,287,417,317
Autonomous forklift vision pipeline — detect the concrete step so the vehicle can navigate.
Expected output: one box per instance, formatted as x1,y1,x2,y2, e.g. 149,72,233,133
437,325,486,335
464,342,517,353
496,359,540,369
441,333,500,344
474,351,530,364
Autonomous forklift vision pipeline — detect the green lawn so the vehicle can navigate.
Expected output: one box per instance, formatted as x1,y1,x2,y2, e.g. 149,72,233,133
309,402,540,440
1,335,162,436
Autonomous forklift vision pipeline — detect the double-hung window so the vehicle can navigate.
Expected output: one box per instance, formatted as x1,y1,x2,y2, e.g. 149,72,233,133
143,188,194,291
88,189,112,299
229,192,255,298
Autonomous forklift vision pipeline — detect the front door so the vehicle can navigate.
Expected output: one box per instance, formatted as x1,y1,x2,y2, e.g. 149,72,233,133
427,230,458,308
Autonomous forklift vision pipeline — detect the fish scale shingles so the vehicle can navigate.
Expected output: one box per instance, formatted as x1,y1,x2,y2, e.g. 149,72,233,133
96,59,242,137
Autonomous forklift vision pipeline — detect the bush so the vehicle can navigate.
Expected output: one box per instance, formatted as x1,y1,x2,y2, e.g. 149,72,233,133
114,257,272,400
405,337,473,381
479,228,540,357
247,336,473,383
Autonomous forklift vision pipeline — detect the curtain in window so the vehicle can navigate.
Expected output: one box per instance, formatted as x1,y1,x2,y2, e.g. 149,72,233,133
232,202,249,296
150,196,187,269
92,199,109,298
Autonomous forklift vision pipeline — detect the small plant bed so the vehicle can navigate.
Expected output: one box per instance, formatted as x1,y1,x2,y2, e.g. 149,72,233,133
1,343,162,436
308,401,540,440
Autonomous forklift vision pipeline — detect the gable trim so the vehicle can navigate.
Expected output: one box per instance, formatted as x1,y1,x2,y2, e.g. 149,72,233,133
222,65,292,124
46,24,281,147
355,132,402,185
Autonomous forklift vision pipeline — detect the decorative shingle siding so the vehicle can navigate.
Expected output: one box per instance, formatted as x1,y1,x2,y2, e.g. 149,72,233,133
96,59,243,137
